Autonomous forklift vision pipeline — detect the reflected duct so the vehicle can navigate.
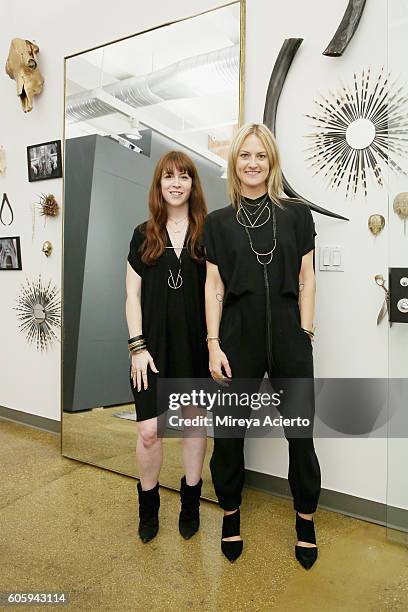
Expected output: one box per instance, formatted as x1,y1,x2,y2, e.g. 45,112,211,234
66,44,239,123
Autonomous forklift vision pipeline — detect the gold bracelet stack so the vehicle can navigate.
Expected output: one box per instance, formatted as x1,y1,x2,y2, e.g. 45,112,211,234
128,335,147,354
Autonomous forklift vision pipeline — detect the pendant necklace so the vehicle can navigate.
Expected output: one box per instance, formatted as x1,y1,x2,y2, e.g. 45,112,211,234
166,226,186,290
167,262,183,289
167,215,188,234
166,247,183,290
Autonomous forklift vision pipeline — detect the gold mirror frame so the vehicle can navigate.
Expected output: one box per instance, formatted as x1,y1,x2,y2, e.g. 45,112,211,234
60,0,246,501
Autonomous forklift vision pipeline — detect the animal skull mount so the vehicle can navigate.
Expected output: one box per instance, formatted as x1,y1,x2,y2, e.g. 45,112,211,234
5,38,44,113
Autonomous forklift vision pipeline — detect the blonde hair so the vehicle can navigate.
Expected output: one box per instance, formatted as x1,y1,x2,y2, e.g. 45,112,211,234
227,123,284,209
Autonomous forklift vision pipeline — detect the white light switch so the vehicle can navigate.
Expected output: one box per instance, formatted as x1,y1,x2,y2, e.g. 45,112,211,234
323,247,331,266
332,249,341,266
319,246,344,272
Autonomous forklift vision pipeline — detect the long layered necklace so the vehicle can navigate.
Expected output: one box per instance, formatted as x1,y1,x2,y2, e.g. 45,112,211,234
236,196,277,265
236,195,277,370
166,222,187,290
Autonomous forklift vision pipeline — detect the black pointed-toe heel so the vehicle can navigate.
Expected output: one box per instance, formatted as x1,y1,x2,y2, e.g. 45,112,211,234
221,509,243,563
137,482,160,543
295,512,318,569
179,476,202,539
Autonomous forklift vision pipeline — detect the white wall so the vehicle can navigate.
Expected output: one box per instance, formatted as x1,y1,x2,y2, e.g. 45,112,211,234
1,0,406,510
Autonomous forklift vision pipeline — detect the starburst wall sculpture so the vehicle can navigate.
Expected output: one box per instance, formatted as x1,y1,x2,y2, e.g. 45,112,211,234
14,276,61,351
305,67,408,198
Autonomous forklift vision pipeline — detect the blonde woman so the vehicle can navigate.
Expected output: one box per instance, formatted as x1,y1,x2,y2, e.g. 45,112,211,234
203,123,321,567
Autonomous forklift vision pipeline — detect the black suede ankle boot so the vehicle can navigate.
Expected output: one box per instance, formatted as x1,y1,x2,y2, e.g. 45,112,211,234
179,476,202,539
137,482,160,543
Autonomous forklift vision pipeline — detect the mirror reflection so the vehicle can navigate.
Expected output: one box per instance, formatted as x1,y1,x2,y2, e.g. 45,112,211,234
62,2,243,503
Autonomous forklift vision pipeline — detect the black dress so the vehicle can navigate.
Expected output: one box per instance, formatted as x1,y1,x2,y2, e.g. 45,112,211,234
127,223,208,421
202,196,321,513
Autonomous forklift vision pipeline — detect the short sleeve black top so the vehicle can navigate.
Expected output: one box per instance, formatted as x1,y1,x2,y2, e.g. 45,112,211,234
127,222,208,377
127,225,145,277
202,198,316,304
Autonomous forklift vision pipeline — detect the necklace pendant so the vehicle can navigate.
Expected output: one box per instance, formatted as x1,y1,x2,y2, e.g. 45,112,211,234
168,269,183,290
256,253,274,265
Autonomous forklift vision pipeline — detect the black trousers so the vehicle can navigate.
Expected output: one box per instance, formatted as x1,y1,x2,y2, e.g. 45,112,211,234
209,294,321,513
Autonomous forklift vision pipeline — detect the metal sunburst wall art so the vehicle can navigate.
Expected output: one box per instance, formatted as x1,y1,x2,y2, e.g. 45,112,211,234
14,275,61,351
305,67,408,198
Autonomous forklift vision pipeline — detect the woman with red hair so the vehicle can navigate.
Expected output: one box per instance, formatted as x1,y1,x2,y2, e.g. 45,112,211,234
126,150,208,544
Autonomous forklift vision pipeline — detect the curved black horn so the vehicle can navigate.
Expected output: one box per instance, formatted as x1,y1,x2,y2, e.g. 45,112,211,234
323,0,367,57
263,38,349,221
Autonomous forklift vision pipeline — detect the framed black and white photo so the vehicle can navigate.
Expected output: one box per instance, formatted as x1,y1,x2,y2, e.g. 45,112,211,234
0,236,22,270
27,140,62,182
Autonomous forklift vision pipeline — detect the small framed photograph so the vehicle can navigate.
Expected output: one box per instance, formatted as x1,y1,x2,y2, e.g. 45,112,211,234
0,236,22,270
27,140,62,182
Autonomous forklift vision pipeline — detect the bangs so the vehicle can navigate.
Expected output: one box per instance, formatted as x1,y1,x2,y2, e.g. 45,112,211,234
161,151,194,177
163,162,190,176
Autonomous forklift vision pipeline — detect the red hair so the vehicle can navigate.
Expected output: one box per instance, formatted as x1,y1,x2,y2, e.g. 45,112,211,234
141,151,207,264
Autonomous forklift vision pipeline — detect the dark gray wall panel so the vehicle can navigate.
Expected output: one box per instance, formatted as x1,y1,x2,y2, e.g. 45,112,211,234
63,135,97,412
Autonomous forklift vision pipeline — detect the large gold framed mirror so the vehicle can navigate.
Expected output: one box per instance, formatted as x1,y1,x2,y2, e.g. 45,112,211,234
61,1,245,500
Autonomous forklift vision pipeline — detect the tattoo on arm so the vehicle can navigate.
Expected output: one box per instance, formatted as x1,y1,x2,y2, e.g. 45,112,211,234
216,292,224,320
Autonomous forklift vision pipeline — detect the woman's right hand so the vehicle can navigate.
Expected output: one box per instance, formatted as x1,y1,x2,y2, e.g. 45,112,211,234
131,350,159,392
209,342,232,383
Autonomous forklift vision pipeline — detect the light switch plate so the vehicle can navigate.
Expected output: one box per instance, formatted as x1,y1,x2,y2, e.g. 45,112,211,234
319,245,344,271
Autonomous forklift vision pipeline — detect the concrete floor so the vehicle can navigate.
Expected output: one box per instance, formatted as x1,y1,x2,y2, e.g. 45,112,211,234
1,418,408,612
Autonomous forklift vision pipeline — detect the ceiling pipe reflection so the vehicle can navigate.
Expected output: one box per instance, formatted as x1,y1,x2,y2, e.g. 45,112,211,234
66,44,239,123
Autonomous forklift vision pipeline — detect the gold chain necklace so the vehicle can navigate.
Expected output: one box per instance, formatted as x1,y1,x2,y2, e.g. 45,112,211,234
236,198,270,228
240,199,277,265
167,216,188,233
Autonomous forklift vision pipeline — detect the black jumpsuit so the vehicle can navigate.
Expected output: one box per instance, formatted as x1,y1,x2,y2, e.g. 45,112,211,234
202,196,321,513
127,223,208,421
